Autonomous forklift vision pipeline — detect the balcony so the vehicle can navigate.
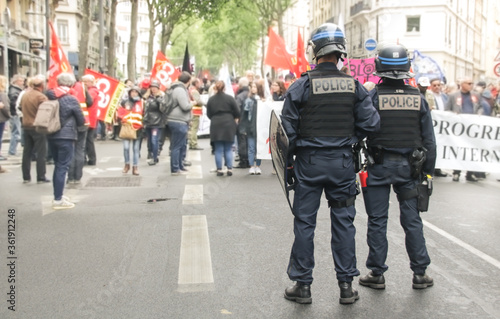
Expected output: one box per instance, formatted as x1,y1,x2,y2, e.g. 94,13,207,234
350,1,371,17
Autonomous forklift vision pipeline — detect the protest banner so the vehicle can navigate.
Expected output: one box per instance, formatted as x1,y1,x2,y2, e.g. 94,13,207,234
348,58,380,84
433,111,500,173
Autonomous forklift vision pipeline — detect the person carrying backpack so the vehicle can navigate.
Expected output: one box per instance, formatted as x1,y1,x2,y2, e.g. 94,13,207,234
19,75,50,184
46,73,85,210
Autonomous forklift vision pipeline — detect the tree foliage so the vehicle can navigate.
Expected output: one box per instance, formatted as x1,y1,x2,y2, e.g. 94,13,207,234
153,0,229,51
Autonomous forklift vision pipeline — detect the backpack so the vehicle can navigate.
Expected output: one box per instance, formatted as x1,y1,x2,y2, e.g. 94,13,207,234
33,100,61,134
160,84,180,117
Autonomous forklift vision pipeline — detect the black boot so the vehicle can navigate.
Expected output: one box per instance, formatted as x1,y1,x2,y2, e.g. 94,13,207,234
412,273,433,289
284,282,312,304
359,271,385,289
339,281,359,304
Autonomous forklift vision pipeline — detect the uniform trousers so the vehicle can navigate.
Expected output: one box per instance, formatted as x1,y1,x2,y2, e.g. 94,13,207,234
363,155,430,275
287,147,360,284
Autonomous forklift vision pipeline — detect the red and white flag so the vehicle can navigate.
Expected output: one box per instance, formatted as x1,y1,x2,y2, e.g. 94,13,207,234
150,51,181,90
84,69,125,124
47,21,72,89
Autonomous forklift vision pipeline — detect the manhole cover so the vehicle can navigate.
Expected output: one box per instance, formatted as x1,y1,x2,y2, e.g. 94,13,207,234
85,177,141,187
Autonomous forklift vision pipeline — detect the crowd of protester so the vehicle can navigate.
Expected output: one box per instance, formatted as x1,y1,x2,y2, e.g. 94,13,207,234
0,70,297,208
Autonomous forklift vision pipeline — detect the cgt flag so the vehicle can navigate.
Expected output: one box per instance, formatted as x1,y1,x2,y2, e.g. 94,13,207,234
150,50,181,91
265,27,295,71
47,21,71,89
294,29,310,77
84,69,125,124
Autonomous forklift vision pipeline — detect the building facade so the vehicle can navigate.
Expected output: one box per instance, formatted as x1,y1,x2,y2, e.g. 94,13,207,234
1,0,46,78
115,0,160,81
309,0,498,83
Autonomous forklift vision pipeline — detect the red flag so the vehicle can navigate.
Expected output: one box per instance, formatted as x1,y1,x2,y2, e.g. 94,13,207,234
47,21,72,89
150,51,181,91
408,67,417,87
84,69,125,123
295,29,310,78
265,28,295,71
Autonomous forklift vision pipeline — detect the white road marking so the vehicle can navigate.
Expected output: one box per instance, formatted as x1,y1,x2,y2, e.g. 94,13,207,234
189,150,201,162
182,185,203,205
187,165,203,179
423,220,500,270
178,215,214,290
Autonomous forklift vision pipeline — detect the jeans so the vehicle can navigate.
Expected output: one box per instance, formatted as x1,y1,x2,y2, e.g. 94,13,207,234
214,141,234,170
123,138,140,166
68,130,88,181
147,127,161,160
167,121,188,172
22,129,47,181
8,116,21,155
48,139,74,201
247,135,261,167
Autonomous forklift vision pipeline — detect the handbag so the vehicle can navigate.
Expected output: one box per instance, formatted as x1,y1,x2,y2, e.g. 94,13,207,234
119,122,137,140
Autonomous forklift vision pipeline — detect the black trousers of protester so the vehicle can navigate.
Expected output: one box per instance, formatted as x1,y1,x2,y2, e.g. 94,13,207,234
85,127,96,164
237,132,248,167
22,129,47,181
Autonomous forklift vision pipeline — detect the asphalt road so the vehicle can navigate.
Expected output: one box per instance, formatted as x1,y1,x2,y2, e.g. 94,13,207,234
0,137,499,319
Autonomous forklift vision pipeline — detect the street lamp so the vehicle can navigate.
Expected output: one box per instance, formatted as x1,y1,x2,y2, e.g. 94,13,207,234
26,0,50,75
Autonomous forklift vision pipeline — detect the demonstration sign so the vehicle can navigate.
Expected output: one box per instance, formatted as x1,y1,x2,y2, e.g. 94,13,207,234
432,111,500,173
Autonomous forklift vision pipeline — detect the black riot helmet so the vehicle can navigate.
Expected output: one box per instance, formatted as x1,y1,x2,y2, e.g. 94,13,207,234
309,23,347,61
374,43,414,79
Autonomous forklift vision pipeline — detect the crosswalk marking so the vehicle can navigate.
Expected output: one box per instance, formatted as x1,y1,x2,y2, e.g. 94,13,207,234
178,215,214,290
189,150,201,162
187,165,203,179
182,185,203,204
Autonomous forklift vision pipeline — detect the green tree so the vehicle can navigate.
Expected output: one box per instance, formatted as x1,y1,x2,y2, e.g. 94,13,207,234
166,1,261,77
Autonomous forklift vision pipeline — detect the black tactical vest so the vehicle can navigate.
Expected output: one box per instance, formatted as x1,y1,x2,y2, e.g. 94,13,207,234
298,69,356,138
369,84,423,148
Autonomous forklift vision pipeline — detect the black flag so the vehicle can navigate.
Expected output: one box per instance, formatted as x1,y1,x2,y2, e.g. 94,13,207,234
182,43,191,74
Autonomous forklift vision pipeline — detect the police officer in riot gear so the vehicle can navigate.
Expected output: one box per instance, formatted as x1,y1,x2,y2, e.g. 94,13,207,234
359,43,436,290
281,23,380,305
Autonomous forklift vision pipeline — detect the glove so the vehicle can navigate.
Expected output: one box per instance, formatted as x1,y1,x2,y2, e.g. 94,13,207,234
287,166,296,186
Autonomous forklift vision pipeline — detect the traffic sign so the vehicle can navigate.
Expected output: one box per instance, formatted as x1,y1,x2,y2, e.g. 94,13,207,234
494,51,500,61
494,63,500,77
364,38,377,51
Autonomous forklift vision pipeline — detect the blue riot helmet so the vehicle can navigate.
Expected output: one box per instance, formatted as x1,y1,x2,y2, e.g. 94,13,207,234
374,43,414,79
309,23,347,61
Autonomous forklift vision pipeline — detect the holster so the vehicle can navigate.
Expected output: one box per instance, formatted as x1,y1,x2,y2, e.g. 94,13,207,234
396,182,432,212
368,147,384,164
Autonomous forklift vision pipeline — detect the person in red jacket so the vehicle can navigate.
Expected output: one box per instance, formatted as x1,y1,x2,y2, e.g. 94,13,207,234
82,75,99,165
117,87,143,175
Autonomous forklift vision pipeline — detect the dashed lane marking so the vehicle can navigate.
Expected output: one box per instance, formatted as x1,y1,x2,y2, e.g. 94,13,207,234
178,215,214,292
187,165,203,179
182,185,203,205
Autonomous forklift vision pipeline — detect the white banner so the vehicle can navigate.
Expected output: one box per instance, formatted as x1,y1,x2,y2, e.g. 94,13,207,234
256,100,285,160
433,111,500,172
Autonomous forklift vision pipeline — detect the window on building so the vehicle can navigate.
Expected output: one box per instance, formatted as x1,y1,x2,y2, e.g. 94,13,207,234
406,16,420,32
141,56,148,67
57,20,69,44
